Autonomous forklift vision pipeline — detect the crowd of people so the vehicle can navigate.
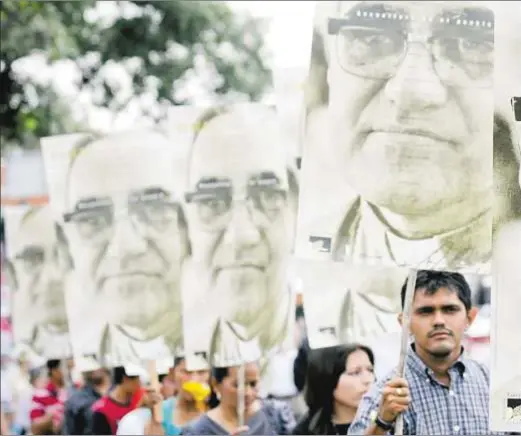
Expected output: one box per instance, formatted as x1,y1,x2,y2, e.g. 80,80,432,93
1,269,514,435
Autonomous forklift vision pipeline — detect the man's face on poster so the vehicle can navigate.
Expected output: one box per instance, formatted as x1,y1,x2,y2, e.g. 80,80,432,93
186,108,296,338
9,206,68,333
62,131,188,335
326,1,494,214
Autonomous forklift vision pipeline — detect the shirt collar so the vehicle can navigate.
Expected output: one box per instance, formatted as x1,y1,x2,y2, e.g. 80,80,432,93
407,343,467,382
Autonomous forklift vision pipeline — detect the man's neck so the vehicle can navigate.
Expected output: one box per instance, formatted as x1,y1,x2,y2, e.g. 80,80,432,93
92,382,110,397
177,396,199,413
332,402,356,424
110,385,130,404
373,197,490,240
175,397,201,424
218,403,239,425
50,378,64,390
415,346,462,385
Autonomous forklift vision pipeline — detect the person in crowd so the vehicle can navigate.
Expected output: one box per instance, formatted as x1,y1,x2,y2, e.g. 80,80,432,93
91,364,151,435
293,305,310,395
158,372,177,401
348,270,492,435
1,407,10,436
0,355,13,434
9,353,37,435
29,359,67,435
180,361,296,435
62,356,111,435
293,344,375,435
10,365,46,435
118,355,210,435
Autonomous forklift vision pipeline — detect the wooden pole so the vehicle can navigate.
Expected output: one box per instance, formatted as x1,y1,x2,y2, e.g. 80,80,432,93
147,360,162,423
394,269,418,436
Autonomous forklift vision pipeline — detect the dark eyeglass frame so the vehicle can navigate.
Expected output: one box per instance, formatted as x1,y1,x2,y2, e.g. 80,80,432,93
326,11,494,88
184,176,289,231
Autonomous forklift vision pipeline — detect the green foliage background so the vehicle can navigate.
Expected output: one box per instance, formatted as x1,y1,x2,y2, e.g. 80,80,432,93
0,0,272,149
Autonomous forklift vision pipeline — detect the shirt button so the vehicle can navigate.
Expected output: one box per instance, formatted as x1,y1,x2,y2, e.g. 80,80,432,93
449,390,455,396
453,425,460,432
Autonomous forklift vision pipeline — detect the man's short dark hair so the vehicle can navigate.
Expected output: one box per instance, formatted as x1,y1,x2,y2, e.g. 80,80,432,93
112,366,139,385
46,359,61,375
400,270,472,312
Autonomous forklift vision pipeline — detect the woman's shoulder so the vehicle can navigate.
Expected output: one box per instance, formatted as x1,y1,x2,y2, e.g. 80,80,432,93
181,414,219,435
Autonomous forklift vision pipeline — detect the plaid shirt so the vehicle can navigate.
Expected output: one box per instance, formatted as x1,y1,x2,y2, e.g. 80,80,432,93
349,345,497,435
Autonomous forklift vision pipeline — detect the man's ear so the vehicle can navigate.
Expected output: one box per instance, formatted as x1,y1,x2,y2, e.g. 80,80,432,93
4,258,18,290
54,223,74,270
397,312,403,327
467,306,479,327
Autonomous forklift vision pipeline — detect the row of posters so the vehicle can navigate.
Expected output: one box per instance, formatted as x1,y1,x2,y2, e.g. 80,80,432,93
1,1,520,431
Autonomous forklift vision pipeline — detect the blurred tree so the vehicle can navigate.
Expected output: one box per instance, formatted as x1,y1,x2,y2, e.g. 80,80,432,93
0,0,272,148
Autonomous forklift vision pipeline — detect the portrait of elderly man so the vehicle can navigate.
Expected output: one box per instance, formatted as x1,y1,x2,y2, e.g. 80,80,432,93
4,205,71,359
296,1,501,272
52,129,189,364
490,99,521,432
182,103,299,362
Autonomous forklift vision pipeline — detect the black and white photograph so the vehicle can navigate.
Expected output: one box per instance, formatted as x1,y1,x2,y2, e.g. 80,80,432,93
489,95,521,432
180,103,299,368
40,128,189,365
294,1,496,273
3,205,71,359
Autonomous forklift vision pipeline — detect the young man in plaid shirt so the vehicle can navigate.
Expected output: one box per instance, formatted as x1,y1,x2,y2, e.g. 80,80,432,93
349,270,497,435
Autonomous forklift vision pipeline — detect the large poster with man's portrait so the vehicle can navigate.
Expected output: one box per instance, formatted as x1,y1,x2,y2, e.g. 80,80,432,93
489,95,521,432
3,204,72,359
293,1,496,274
180,102,299,368
40,128,189,366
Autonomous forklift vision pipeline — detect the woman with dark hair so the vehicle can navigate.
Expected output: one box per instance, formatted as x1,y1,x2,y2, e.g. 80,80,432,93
292,344,375,435
181,361,295,435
